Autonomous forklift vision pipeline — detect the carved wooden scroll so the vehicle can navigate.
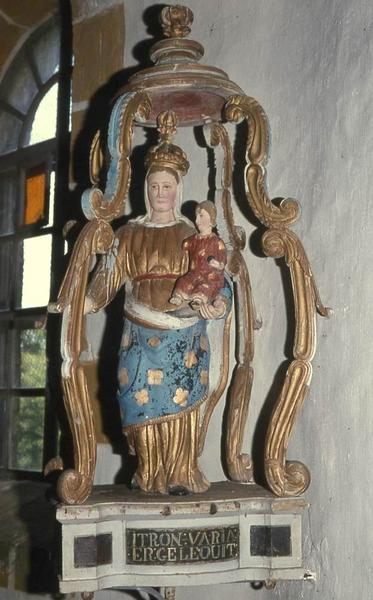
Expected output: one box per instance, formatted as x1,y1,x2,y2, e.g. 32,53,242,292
45,92,151,504
199,121,255,483
225,95,329,496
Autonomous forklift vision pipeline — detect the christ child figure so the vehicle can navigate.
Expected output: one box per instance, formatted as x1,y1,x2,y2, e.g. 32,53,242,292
170,200,227,306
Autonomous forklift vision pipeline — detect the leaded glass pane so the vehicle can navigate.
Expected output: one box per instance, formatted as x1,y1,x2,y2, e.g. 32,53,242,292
0,325,9,388
0,399,5,467
28,83,58,145
0,54,38,115
46,170,55,228
20,235,52,308
19,329,47,388
0,169,17,235
9,396,45,471
0,111,22,154
31,22,60,84
0,239,13,309
24,164,47,225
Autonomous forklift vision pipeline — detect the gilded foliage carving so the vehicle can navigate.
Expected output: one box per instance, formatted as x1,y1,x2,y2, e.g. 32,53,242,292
199,122,255,483
46,92,151,504
225,94,328,496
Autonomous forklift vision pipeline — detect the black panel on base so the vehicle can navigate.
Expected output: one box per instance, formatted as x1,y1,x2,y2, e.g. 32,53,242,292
250,525,291,557
74,533,113,568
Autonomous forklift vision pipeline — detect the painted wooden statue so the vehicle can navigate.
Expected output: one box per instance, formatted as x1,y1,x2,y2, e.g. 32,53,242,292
46,5,328,505
84,129,230,494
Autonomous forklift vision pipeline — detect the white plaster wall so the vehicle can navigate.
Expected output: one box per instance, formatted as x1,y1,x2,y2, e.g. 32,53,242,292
89,1,373,598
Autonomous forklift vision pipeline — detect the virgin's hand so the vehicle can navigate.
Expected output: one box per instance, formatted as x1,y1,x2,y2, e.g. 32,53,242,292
198,296,226,320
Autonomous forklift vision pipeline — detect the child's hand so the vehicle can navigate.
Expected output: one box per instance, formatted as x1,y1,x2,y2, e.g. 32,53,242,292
198,296,227,320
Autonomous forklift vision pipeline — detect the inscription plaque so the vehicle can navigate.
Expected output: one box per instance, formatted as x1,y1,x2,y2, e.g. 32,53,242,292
126,525,239,564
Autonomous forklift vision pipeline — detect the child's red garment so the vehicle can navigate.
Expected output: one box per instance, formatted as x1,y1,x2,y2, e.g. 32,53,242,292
172,232,227,303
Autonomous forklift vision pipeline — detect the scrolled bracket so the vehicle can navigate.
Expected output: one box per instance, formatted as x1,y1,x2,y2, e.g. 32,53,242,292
47,92,151,503
82,91,151,222
47,220,115,504
261,228,329,495
224,94,329,496
264,360,311,496
224,95,300,228
262,227,329,360
203,121,244,252
200,121,254,483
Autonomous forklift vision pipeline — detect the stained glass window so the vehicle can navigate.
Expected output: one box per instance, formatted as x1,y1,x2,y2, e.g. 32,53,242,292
24,164,47,226
0,15,67,476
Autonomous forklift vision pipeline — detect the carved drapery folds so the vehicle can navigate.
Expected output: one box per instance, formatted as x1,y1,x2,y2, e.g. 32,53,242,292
46,92,151,504
225,94,328,496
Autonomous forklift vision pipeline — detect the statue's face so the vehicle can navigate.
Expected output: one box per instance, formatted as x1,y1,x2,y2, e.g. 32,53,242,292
147,170,178,216
196,208,212,235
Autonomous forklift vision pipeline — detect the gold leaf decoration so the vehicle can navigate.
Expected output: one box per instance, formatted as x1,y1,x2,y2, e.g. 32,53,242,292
173,388,189,407
184,350,198,368
121,333,131,348
147,369,164,385
119,368,129,386
200,335,208,352
135,389,149,406
200,370,208,385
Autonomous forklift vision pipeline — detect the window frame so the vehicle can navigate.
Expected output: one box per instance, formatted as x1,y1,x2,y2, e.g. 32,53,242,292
0,15,70,480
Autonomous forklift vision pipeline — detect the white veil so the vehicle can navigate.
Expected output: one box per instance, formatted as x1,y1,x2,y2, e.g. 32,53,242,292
131,168,194,228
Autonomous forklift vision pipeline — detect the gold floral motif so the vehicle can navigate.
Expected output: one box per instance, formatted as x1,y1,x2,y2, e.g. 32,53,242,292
200,370,208,385
119,368,129,385
135,389,149,406
147,369,164,385
184,350,198,368
148,336,161,347
173,388,189,407
200,336,208,352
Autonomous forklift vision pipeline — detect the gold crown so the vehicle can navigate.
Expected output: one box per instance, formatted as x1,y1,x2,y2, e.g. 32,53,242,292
145,110,190,176
145,142,189,176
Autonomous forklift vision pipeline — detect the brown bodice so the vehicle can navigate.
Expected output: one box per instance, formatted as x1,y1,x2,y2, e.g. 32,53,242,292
122,220,194,311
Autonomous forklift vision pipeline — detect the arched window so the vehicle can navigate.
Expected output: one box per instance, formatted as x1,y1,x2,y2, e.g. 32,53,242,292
0,17,69,476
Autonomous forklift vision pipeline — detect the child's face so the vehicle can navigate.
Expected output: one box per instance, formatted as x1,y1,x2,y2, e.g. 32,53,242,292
196,208,212,234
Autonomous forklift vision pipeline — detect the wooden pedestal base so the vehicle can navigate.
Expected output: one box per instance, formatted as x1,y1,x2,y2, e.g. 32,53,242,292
57,482,312,596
